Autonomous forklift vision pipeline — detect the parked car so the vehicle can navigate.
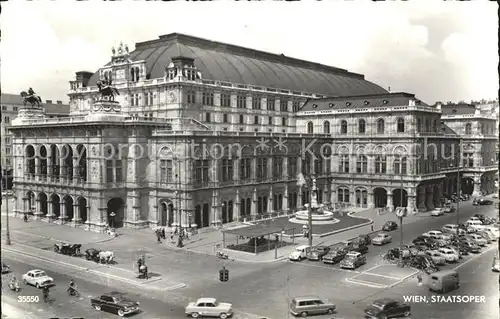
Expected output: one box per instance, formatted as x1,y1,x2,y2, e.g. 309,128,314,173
422,230,443,240
450,243,469,256
466,234,487,246
307,246,330,261
431,209,445,217
1,262,10,274
467,217,483,223
412,236,436,247
476,231,494,243
364,298,411,318
425,250,446,265
465,220,484,232
473,214,487,222
356,234,372,246
459,240,481,253
289,245,311,261
185,297,232,318
442,224,466,235
91,292,140,317
437,248,459,263
340,251,366,269
382,221,398,231
439,233,455,241
492,256,500,272
474,198,494,205
289,296,336,317
22,270,54,288
372,233,392,246
340,240,368,254
322,245,349,264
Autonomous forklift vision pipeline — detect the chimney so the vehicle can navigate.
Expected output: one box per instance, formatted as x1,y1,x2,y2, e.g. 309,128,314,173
435,102,442,110
474,104,481,116
46,100,52,104
75,71,94,87
409,99,415,106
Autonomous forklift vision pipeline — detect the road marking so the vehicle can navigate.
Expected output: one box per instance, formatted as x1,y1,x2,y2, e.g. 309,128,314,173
288,261,361,274
345,277,388,288
359,272,402,280
453,245,496,271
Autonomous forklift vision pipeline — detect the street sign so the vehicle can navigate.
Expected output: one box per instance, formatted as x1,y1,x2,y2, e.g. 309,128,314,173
395,207,406,218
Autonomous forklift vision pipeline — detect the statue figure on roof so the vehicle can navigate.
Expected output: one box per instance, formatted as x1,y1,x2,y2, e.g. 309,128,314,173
117,42,124,55
112,46,116,56
125,44,129,53
96,80,120,102
20,88,42,108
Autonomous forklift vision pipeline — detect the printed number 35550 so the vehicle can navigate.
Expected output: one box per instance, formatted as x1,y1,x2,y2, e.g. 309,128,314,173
18,296,40,303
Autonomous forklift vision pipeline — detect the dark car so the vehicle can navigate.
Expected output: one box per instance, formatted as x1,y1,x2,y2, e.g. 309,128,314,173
342,240,369,254
364,298,411,318
322,244,349,264
91,292,140,317
382,221,398,231
1,262,10,274
459,240,481,253
474,198,494,206
412,236,436,247
473,214,486,222
307,245,330,261
357,234,372,246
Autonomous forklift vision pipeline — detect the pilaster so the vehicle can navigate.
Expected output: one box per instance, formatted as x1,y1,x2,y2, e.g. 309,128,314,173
425,185,435,211
387,193,394,211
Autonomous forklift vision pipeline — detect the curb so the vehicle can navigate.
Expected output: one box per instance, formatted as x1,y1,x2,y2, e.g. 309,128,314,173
9,228,117,245
2,245,185,292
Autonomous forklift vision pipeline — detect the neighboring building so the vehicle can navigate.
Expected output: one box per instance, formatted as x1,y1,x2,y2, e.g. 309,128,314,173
1,94,69,189
440,101,498,196
7,33,496,233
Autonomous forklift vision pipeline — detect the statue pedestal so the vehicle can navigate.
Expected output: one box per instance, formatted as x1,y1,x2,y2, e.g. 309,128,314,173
11,108,45,125
86,101,126,121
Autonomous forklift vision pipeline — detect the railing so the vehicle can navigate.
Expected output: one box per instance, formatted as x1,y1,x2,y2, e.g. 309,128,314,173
236,210,295,223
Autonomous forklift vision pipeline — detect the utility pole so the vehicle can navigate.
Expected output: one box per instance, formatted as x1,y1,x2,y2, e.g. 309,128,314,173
456,139,462,236
397,173,404,267
308,176,314,247
1,166,12,245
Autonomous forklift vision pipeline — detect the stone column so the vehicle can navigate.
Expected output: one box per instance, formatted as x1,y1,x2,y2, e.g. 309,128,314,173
233,159,240,183
251,187,257,215
434,184,443,208
59,157,66,181
283,184,289,211
472,176,481,196
59,200,66,222
34,199,43,220
298,186,303,207
268,188,273,213
47,155,53,178
234,189,240,220
73,157,79,181
387,193,394,212
46,200,54,219
72,204,81,224
283,157,288,179
367,192,374,208
330,184,336,204
35,157,41,180
417,186,427,212
426,186,435,211
407,195,416,214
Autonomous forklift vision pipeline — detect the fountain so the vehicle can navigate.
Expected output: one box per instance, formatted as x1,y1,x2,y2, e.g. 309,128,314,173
289,177,339,225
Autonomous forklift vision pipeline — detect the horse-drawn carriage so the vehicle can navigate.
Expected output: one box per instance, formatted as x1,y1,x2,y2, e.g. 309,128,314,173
54,243,81,256
85,248,115,264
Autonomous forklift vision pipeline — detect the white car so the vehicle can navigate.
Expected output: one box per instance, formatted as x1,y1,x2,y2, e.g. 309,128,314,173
438,248,459,263
431,209,444,217
467,217,482,224
466,220,484,232
371,233,392,246
185,298,233,318
493,257,500,272
425,250,446,265
423,230,443,239
22,270,54,288
467,234,487,246
484,227,500,239
289,245,311,261
441,224,466,235
439,233,454,241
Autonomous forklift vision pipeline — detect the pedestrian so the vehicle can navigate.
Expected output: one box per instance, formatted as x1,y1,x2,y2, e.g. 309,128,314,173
137,257,142,272
170,233,175,243
23,213,28,223
161,228,165,239
370,225,374,232
156,230,161,243
417,272,423,286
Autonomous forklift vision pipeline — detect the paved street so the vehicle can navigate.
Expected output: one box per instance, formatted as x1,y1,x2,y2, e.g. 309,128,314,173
2,197,498,318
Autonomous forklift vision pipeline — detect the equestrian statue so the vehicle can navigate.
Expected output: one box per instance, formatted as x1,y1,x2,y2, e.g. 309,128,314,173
20,87,42,107
96,79,120,102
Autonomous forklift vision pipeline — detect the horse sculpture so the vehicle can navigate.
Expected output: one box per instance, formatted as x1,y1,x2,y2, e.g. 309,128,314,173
20,91,42,107
96,81,120,102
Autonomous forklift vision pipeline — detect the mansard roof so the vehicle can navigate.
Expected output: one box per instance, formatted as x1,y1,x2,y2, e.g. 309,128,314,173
299,92,428,112
88,33,387,97
440,102,476,115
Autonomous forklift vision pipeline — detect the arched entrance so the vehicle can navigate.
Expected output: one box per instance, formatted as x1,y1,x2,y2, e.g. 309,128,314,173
50,145,60,177
25,145,35,176
159,201,174,227
38,193,48,216
107,197,125,228
240,199,246,217
50,194,60,217
62,144,74,180
222,201,228,224
64,195,74,221
246,198,251,216
26,191,35,213
228,201,233,222
462,177,474,195
392,189,408,207
355,188,368,208
39,146,48,177
373,188,387,208
194,205,202,229
202,203,210,227
78,197,88,222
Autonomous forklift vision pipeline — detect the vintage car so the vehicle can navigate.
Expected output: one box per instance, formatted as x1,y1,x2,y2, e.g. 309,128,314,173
443,205,452,213
22,270,54,288
458,239,481,253
422,230,443,239
431,208,445,217
382,221,398,231
341,240,369,254
441,224,466,235
340,251,366,270
493,254,500,272
356,234,372,246
364,298,411,318
425,250,446,265
307,245,330,261
322,245,349,264
289,245,311,261
466,234,487,246
1,262,10,274
473,198,494,206
90,292,140,317
185,297,233,318
372,233,392,246
437,248,459,263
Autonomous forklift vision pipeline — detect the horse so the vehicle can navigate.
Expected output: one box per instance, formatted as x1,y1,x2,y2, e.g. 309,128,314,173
96,81,120,101
98,251,115,264
20,91,42,107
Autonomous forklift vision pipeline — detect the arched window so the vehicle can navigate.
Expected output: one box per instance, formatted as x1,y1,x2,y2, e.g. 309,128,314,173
465,123,472,135
416,118,421,132
377,119,385,134
356,155,367,173
358,119,366,134
340,120,348,134
339,155,349,173
323,121,330,134
307,121,314,134
394,156,407,175
397,118,405,133
337,187,350,203
375,156,387,173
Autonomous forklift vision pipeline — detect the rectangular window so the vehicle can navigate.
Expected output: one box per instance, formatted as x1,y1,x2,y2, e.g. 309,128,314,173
160,160,173,183
149,93,154,106
5,147,11,155
325,159,331,173
221,159,234,182
223,114,228,123
273,157,283,180
267,97,275,111
115,160,122,182
237,95,246,108
240,158,251,180
252,96,261,110
205,113,211,123
130,95,135,107
239,114,245,124
4,117,10,124
221,93,231,107
134,94,139,106
186,91,196,104
281,117,287,126
5,137,11,144
202,92,214,106
280,99,288,112
144,92,150,106
314,159,323,175
257,158,268,181
13,107,18,111
339,155,349,173
292,101,300,112
268,117,273,125
254,116,259,125
194,160,210,185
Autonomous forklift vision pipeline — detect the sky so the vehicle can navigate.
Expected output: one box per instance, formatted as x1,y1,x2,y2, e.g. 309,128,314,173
1,1,498,104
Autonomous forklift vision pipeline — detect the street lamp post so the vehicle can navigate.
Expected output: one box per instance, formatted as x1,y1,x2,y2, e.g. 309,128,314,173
1,166,12,245
307,176,314,248
454,139,463,236
397,173,404,267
